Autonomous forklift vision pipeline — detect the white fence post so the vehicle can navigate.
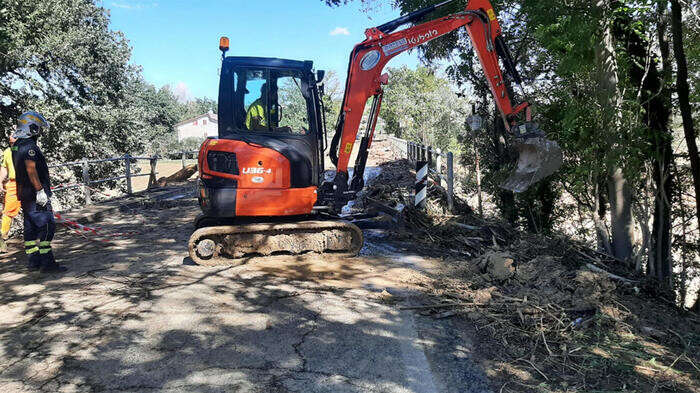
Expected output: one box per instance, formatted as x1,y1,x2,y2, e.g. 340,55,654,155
436,148,445,188
181,151,186,169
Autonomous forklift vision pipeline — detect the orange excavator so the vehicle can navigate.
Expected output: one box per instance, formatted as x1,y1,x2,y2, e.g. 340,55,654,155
188,0,562,265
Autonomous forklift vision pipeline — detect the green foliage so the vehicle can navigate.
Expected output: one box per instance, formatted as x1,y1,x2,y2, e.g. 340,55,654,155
320,70,343,137
278,78,310,133
381,66,468,152
684,2,700,116
1,0,135,160
0,0,216,166
274,71,343,136
179,97,217,121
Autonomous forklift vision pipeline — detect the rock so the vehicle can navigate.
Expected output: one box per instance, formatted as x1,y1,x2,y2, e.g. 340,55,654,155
472,286,497,304
378,289,396,304
478,251,516,281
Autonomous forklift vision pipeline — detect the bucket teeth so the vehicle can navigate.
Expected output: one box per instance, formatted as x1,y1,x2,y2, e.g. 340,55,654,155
501,136,563,193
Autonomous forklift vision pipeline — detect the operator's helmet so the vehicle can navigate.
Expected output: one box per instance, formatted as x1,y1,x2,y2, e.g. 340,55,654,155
14,111,50,139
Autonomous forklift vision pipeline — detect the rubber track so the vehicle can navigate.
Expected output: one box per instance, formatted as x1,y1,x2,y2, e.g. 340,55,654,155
188,220,364,266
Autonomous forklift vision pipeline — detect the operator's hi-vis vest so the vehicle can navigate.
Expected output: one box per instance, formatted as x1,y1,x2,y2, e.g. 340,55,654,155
245,99,276,130
245,99,266,129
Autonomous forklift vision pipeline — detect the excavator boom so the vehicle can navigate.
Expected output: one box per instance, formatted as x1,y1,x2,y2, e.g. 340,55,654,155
328,0,562,198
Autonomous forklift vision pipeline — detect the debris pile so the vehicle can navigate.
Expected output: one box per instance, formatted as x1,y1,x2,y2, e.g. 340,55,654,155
361,159,477,241
365,157,699,393
418,234,700,392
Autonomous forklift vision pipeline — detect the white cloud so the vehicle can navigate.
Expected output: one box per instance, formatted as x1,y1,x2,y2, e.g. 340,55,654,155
173,82,192,103
329,27,350,36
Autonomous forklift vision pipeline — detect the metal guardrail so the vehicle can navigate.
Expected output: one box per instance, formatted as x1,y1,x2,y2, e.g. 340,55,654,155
387,136,454,211
49,150,197,204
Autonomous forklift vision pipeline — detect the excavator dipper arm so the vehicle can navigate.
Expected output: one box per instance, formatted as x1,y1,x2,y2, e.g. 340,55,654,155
328,0,531,201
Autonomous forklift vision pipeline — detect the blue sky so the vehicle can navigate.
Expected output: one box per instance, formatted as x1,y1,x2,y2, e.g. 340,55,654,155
104,0,422,100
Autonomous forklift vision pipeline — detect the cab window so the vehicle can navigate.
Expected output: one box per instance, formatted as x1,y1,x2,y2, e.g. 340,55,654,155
236,68,311,135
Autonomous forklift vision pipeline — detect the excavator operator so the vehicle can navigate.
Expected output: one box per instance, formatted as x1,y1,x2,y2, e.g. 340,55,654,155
245,83,278,130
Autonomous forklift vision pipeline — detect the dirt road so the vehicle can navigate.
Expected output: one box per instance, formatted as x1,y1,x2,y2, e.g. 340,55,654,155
0,148,492,392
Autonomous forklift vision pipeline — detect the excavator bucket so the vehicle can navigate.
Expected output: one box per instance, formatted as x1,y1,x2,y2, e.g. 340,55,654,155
501,123,563,193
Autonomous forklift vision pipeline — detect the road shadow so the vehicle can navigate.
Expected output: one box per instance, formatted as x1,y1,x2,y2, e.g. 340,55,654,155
0,194,491,392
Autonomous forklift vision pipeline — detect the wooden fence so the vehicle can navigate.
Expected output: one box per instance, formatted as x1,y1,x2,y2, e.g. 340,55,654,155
49,151,197,204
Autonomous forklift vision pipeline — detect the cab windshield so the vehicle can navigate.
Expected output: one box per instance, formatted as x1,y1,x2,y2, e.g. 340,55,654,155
229,68,312,135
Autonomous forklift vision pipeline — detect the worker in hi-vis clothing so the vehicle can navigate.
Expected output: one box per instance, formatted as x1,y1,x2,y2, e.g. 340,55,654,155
0,133,20,252
12,111,65,273
245,83,277,130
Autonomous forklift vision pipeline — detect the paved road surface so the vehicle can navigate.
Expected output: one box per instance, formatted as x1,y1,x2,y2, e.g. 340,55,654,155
0,192,491,392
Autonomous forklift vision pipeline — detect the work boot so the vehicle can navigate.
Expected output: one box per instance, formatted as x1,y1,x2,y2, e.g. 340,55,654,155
27,254,42,271
39,249,66,273
25,240,41,270
40,264,67,274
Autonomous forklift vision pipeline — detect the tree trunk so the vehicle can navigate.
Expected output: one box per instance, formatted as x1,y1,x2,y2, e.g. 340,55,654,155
595,0,634,261
474,146,483,216
677,165,689,306
652,161,673,284
608,167,634,260
634,168,653,273
670,0,700,234
613,1,674,284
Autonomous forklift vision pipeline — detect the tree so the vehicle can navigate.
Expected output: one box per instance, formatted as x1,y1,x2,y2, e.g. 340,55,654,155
320,0,700,302
670,0,700,237
278,77,311,133
0,0,217,181
320,70,342,133
0,0,137,161
381,66,468,152
179,97,217,121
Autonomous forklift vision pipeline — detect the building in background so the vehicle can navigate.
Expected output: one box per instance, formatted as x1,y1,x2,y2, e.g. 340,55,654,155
175,110,218,141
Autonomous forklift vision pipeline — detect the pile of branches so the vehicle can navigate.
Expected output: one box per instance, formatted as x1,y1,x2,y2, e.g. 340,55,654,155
411,232,700,392
364,157,699,392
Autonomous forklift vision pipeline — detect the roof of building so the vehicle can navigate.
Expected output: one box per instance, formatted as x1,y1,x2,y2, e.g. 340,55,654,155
175,111,218,127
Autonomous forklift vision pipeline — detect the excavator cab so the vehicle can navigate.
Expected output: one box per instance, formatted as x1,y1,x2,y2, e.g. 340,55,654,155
198,57,326,220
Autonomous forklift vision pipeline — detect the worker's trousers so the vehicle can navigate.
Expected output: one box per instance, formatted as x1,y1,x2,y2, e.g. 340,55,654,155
2,180,21,238
21,200,56,270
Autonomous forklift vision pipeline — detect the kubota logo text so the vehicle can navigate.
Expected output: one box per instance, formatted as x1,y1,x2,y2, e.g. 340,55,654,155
408,29,439,45
242,167,272,174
